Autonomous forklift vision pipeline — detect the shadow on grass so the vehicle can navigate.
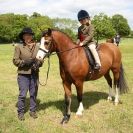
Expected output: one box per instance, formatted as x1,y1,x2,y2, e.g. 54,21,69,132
37,91,108,114
15,91,108,114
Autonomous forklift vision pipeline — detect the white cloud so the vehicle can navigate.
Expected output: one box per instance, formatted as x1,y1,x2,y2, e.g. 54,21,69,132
0,0,39,13
0,0,133,29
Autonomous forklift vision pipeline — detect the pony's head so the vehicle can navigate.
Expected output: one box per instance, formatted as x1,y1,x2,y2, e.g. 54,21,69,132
36,28,56,60
36,28,75,60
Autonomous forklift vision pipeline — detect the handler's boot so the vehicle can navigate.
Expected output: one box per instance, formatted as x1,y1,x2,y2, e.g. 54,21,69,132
18,113,25,121
29,111,38,119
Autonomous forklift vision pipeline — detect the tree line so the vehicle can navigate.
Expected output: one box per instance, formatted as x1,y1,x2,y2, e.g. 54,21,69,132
0,12,132,43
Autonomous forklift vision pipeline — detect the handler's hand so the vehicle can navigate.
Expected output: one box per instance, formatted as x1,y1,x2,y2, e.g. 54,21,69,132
79,42,84,46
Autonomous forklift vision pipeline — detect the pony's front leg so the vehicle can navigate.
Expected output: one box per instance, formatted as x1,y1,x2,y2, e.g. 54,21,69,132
76,102,84,116
61,81,72,124
75,81,84,116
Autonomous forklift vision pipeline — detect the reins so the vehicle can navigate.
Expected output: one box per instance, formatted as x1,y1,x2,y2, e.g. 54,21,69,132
51,45,83,56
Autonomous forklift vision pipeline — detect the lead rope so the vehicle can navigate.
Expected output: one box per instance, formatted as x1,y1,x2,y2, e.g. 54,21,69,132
39,53,51,86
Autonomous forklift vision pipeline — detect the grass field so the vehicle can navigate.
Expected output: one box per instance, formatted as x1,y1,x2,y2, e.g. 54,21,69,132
0,38,133,133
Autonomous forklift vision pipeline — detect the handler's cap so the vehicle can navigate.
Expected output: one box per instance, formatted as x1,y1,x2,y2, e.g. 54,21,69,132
19,27,34,40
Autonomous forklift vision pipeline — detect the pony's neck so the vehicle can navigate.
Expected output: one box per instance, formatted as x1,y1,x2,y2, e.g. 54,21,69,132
52,31,75,52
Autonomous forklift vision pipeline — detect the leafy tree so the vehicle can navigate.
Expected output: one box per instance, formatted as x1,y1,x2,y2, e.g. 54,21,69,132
0,13,27,42
92,13,116,40
0,12,131,43
0,24,13,42
112,14,130,36
12,14,28,41
27,15,54,41
31,12,41,18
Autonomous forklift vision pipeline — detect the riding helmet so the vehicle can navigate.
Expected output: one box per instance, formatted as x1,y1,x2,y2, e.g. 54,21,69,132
77,10,90,21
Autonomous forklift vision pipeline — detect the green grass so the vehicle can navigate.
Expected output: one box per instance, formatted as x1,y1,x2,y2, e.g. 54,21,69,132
0,39,133,133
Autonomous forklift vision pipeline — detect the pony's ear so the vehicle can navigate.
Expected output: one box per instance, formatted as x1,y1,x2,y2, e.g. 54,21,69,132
48,28,52,35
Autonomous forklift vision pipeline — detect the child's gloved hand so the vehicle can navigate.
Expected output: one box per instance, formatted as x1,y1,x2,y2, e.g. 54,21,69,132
79,42,84,46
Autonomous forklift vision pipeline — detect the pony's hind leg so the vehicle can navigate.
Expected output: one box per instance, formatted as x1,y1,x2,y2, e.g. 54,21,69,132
114,84,119,105
104,71,113,101
112,70,120,105
75,81,84,116
61,81,72,124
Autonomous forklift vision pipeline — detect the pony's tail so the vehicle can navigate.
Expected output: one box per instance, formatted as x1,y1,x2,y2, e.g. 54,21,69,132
118,64,129,94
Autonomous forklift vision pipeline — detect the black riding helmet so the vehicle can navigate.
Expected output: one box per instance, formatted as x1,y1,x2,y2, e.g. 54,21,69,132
19,27,34,41
77,10,90,21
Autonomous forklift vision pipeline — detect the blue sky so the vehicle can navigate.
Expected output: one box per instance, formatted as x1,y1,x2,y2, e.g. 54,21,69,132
0,0,133,29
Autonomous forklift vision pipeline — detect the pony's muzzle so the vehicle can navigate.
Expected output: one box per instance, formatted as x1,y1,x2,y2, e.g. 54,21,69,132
36,48,48,60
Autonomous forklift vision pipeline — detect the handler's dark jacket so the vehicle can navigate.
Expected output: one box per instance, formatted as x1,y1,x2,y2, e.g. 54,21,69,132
77,23,95,45
13,43,42,74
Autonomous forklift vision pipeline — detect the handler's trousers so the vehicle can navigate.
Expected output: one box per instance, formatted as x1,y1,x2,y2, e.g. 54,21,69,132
17,73,39,115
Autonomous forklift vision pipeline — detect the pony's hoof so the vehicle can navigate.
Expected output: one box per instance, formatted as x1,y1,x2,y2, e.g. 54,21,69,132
60,114,70,125
75,114,83,118
107,99,112,102
114,100,122,106
107,96,112,102
76,111,83,117
114,102,119,106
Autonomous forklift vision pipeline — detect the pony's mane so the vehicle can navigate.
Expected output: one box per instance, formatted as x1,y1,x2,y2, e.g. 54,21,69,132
52,29,75,44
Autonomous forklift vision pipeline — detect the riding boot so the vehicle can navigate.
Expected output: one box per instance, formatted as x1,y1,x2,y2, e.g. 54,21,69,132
88,44,101,69
94,63,101,70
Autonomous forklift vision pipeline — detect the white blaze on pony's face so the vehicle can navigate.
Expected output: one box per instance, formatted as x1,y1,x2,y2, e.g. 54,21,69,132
36,37,49,60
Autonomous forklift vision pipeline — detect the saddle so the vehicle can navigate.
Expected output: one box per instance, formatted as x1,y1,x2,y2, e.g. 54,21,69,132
84,45,99,70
